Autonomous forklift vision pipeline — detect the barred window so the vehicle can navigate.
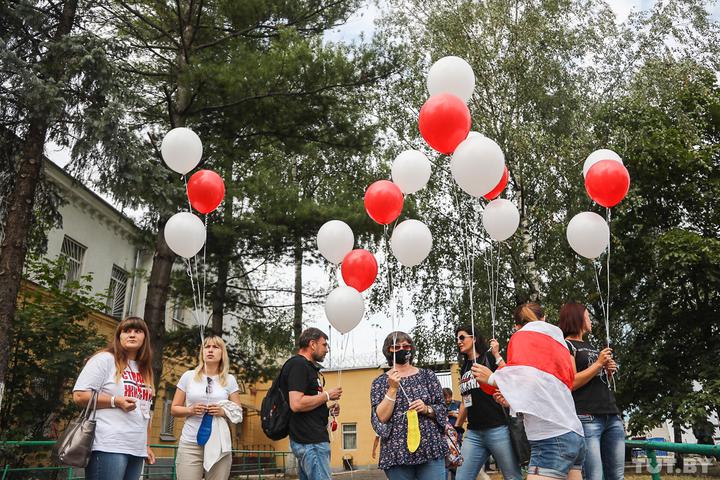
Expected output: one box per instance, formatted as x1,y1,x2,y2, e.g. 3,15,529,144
160,390,176,439
59,236,86,288
106,265,128,319
342,423,357,450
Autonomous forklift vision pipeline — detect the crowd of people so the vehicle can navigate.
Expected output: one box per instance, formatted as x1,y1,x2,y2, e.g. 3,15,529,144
71,301,622,480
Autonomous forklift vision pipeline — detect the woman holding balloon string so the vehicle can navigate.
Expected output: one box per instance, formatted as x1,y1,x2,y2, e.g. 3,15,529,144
370,331,448,480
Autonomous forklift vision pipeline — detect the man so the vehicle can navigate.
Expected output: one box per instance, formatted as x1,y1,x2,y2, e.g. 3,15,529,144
281,327,342,480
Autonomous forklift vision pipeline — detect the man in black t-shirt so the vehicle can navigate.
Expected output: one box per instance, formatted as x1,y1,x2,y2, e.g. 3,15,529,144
281,328,342,480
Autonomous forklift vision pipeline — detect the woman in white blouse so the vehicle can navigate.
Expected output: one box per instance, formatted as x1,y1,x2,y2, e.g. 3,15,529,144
171,335,242,480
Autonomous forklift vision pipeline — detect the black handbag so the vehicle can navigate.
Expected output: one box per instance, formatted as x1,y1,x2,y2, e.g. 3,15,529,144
52,389,98,467
506,411,531,467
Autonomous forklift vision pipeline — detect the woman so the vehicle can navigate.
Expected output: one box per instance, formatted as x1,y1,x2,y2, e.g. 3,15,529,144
454,326,522,480
172,335,242,480
472,303,586,480
560,302,622,480
73,317,156,480
370,331,448,479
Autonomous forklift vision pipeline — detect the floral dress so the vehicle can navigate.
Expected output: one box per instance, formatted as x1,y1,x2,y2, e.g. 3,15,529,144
370,369,449,470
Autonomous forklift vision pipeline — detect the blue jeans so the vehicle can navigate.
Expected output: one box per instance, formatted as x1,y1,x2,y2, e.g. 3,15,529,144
528,431,586,479
290,439,331,480
456,426,522,480
579,414,626,480
385,457,445,479
85,451,144,480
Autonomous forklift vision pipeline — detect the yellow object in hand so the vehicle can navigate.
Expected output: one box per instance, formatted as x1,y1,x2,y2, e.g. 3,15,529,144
406,410,420,453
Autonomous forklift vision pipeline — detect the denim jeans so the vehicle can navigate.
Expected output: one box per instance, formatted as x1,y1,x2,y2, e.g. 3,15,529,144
528,431,586,479
85,451,144,480
579,414,626,480
385,457,445,480
290,439,331,480
455,426,523,480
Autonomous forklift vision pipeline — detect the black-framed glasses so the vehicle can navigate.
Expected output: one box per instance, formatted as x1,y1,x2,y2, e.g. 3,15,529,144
457,334,474,341
206,376,213,395
389,344,413,352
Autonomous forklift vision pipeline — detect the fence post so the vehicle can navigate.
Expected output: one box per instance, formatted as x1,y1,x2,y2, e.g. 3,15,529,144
646,448,662,480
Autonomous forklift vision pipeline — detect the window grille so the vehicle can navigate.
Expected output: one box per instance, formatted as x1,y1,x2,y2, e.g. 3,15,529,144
106,265,128,319
342,423,357,450
59,236,86,288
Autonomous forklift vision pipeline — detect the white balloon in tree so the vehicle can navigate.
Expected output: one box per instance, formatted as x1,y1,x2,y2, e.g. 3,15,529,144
317,220,354,264
391,150,432,194
582,149,623,177
451,136,506,197
427,56,476,103
482,199,520,241
161,127,203,175
325,286,365,334
164,212,206,258
390,219,433,267
566,212,610,259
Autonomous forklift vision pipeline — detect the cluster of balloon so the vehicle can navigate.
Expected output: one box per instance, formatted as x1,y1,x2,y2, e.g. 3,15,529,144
566,149,630,259
160,127,226,259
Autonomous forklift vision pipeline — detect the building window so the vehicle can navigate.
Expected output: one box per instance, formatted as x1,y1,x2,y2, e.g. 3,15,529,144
106,265,128,319
59,236,86,287
342,423,357,450
171,297,183,323
160,389,176,440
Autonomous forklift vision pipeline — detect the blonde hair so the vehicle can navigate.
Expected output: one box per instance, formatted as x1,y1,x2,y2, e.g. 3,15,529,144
513,302,545,327
193,336,230,387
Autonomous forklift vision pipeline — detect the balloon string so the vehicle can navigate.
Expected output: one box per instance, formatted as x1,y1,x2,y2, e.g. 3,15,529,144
592,262,607,326
606,208,611,348
452,186,476,364
183,175,206,341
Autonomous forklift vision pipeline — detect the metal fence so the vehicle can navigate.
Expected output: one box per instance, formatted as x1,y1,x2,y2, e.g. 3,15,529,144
0,441,291,480
625,439,720,480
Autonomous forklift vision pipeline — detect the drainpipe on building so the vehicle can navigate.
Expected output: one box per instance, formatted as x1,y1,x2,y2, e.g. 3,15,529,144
128,248,142,316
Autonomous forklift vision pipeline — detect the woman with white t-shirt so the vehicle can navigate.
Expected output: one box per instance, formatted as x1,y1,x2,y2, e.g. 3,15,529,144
171,335,242,480
73,317,156,480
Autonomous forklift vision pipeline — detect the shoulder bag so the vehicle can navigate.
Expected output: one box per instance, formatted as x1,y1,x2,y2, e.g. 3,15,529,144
52,389,98,467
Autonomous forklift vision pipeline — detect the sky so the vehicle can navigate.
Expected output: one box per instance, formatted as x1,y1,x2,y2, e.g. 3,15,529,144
45,0,716,368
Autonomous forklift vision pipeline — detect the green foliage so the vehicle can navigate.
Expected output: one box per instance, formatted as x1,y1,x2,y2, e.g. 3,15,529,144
0,255,106,444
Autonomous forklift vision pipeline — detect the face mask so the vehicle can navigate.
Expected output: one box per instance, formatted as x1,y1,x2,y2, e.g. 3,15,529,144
389,349,412,365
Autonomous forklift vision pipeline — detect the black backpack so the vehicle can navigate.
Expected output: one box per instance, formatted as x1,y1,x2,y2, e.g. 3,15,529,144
261,359,292,440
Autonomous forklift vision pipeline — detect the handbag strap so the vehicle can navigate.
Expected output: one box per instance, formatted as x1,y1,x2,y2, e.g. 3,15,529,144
82,389,99,421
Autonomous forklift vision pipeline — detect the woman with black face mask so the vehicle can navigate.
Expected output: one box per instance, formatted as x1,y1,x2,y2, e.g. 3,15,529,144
370,331,448,480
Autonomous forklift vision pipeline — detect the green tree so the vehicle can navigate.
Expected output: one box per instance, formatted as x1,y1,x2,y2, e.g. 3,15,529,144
0,255,105,446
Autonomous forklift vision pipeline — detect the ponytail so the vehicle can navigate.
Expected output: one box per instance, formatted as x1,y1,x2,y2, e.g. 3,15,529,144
513,302,544,327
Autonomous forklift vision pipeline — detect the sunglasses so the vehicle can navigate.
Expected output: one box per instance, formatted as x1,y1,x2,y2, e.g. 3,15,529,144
206,376,213,395
390,344,413,351
456,334,474,341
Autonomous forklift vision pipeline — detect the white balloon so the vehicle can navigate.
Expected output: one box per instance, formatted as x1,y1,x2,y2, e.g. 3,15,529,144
161,127,203,175
427,56,476,103
325,286,365,334
566,212,610,259
391,150,432,194
466,131,485,140
482,199,520,241
390,219,433,267
582,149,623,177
451,136,505,197
317,220,354,264
164,212,206,258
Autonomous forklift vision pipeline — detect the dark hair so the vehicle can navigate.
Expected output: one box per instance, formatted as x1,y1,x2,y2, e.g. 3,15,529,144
454,325,489,361
298,327,328,348
442,387,453,398
513,302,544,326
382,331,414,361
101,317,153,390
559,303,587,337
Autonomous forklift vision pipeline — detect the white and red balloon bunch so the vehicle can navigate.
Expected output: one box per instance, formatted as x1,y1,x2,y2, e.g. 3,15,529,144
567,149,630,258
161,127,226,259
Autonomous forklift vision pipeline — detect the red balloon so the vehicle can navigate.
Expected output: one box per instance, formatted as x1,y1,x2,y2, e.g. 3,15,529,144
364,180,404,225
341,249,378,292
418,94,471,154
585,160,630,208
483,166,509,200
187,170,225,214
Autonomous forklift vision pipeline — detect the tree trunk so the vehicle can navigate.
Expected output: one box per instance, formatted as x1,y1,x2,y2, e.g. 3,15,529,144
0,0,78,412
293,236,303,345
211,255,229,335
513,173,542,301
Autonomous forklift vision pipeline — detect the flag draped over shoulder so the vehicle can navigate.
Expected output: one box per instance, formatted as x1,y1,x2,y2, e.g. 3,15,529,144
492,321,583,438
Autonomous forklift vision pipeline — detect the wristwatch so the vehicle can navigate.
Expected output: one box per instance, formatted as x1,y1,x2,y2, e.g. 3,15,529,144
426,405,434,416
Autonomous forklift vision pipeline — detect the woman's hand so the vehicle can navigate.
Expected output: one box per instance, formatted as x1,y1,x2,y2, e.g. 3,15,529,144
471,363,493,384
489,339,501,357
115,396,137,412
595,348,613,368
146,447,156,464
387,369,401,389
206,404,225,417
188,403,207,416
605,359,618,374
493,391,510,408
408,399,427,414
